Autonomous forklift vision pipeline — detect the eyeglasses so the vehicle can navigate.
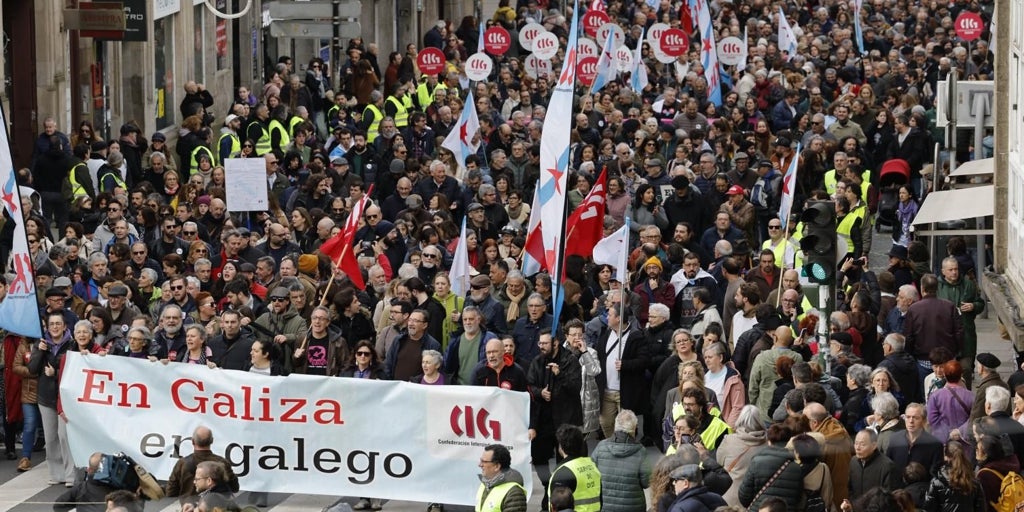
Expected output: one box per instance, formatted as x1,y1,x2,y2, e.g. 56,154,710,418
271,297,288,302
28,239,38,243
356,351,372,357
423,253,439,259
243,144,253,148
768,225,782,230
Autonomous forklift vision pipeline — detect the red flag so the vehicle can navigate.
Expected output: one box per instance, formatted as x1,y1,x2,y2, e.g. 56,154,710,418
564,168,607,257
318,186,374,290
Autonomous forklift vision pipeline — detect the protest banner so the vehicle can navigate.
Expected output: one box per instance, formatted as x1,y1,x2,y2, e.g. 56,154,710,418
59,352,531,504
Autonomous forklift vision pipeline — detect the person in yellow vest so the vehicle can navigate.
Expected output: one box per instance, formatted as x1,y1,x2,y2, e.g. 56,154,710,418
761,217,796,269
835,196,865,258
267,104,292,159
416,73,446,111
246,104,272,156
361,90,386,144
547,425,602,512
674,387,732,451
842,181,873,258
475,444,527,512
65,144,95,201
288,107,308,138
384,82,410,129
217,114,242,165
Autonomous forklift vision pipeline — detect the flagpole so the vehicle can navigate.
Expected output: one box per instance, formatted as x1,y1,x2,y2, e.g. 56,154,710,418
616,216,630,364
774,221,791,307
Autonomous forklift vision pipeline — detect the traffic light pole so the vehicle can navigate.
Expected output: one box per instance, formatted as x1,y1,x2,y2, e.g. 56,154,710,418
819,283,832,377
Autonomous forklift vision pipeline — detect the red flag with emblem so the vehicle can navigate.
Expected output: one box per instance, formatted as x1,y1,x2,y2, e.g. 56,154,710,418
564,168,607,258
318,185,374,290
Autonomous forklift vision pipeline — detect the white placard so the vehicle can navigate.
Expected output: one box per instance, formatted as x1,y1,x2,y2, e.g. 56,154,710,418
60,352,532,505
717,36,745,66
532,31,559,60
225,158,271,212
578,37,599,59
525,54,552,79
616,46,634,72
597,23,625,49
154,0,181,19
518,22,546,52
465,53,494,81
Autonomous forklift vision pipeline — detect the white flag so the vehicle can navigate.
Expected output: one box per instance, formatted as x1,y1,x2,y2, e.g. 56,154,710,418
777,8,798,61
441,91,481,168
592,218,630,283
450,217,472,297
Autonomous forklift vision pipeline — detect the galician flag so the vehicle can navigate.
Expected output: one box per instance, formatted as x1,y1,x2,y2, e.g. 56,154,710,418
778,142,801,224
853,0,865,55
0,108,42,339
738,26,749,72
538,0,581,324
777,7,798,60
690,0,721,106
590,28,618,94
630,28,648,92
521,180,545,276
449,216,472,297
441,90,481,168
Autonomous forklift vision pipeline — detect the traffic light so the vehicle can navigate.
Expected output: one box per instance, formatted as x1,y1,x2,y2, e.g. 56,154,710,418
800,201,837,285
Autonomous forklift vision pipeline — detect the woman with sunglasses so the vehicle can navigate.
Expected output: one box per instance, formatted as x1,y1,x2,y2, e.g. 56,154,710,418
339,339,384,379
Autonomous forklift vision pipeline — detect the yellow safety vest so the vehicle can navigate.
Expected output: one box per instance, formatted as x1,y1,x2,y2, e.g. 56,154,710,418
190,146,215,176
671,403,733,451
417,81,447,110
475,480,525,512
762,238,793,269
67,163,90,199
268,119,291,152
98,167,127,193
217,131,240,166
836,206,865,256
288,116,304,137
250,121,272,156
386,96,409,128
364,104,384,143
548,457,601,512
824,169,872,203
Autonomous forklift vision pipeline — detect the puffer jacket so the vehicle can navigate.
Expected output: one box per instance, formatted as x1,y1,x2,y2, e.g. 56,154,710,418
922,465,985,512
591,431,652,512
12,340,38,404
738,444,804,511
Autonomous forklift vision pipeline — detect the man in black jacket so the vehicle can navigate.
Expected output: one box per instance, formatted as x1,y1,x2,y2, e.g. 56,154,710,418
207,310,256,370
53,452,119,512
528,329,583,509
595,304,650,439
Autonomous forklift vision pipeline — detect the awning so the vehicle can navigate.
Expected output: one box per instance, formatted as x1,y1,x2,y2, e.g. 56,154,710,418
912,185,994,226
949,157,994,177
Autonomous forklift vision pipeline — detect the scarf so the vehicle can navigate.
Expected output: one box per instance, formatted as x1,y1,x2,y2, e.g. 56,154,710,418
506,287,527,323
507,201,526,222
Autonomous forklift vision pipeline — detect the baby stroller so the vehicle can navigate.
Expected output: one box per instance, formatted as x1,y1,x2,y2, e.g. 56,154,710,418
874,159,910,232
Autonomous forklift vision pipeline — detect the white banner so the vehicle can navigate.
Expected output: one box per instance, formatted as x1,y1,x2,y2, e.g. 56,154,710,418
59,353,532,505
224,158,270,212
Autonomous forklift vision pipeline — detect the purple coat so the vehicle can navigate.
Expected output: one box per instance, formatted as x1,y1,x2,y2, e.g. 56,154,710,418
926,383,973,442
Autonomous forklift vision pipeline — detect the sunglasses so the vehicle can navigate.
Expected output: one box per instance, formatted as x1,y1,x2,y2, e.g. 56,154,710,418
183,230,197,236
271,297,288,302
356,351,372,356
243,144,253,148
768,225,782,230
132,250,146,255
170,285,184,290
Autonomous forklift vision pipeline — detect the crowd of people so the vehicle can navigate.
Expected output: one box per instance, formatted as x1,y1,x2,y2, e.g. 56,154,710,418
0,0,1010,510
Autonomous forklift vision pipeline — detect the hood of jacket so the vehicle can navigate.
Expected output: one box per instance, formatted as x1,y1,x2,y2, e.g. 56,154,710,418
606,431,644,457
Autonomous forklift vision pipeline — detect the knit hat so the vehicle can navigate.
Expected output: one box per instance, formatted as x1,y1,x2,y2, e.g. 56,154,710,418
643,256,662,271
298,254,319,275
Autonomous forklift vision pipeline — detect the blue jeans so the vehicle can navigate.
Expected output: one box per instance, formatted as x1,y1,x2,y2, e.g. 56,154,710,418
21,403,40,458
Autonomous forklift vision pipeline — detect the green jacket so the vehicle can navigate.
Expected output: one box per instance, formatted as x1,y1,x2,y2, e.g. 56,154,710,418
936,277,983,356
591,432,651,512
253,307,308,374
748,347,804,423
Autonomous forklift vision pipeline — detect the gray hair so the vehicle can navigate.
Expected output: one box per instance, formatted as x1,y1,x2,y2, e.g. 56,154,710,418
370,90,383,103
714,239,733,256
397,263,419,280
194,258,212,268
49,244,69,260
899,284,920,301
986,386,1011,411
870,392,899,420
421,349,443,368
185,324,207,341
127,326,151,340
149,151,166,164
478,184,496,201
847,364,872,388
614,409,638,433
87,252,108,266
829,311,850,331
107,150,124,167
185,276,200,288
506,269,525,283
870,367,899,392
74,319,93,334
139,268,158,282
649,303,670,319
883,333,905,352
734,405,765,433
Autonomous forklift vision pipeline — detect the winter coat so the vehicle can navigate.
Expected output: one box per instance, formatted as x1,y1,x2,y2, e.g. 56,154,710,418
207,328,257,371
849,450,899,498
813,415,853,509
30,331,73,407
573,346,602,434
748,347,804,423
595,327,650,413
922,465,985,512
716,429,768,507
879,350,925,403
591,431,652,512
292,326,348,376
738,444,804,511
526,346,583,431
253,307,308,374
716,367,747,427
12,339,38,404
666,485,727,512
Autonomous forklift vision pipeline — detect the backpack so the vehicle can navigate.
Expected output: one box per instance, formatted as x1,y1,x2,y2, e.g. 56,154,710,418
980,468,1024,512
92,452,165,501
802,465,828,512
